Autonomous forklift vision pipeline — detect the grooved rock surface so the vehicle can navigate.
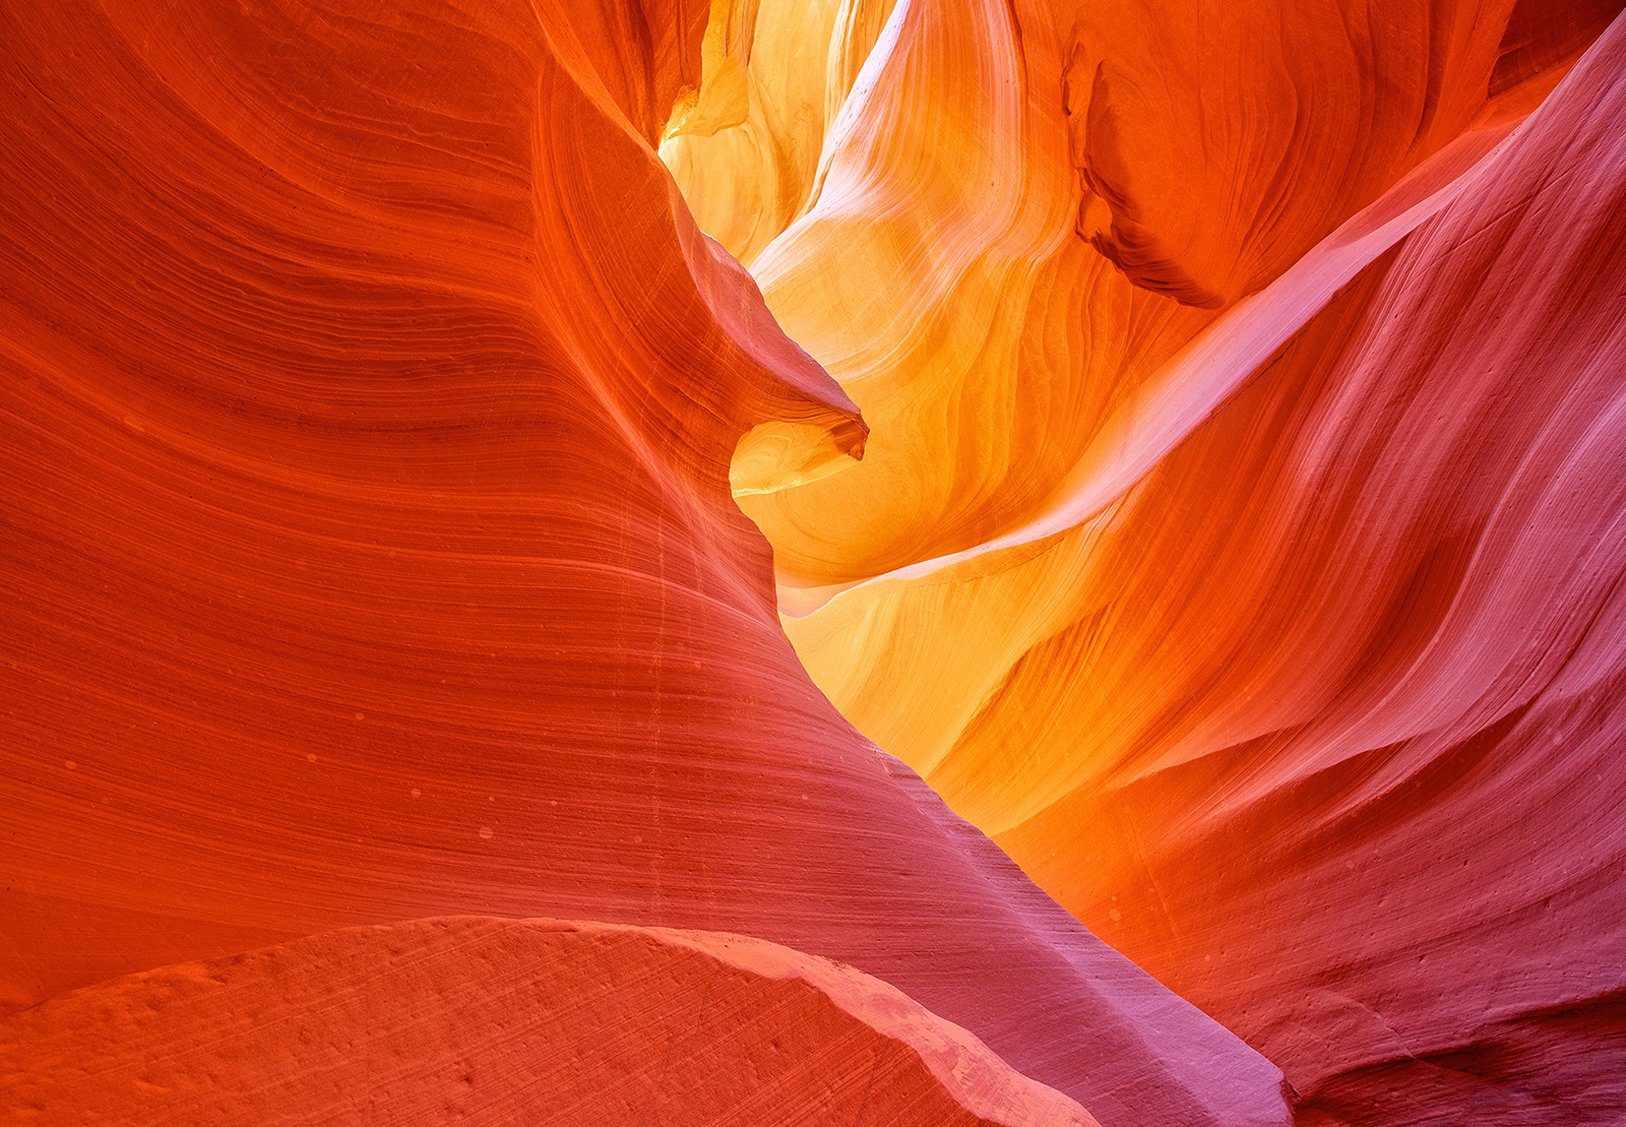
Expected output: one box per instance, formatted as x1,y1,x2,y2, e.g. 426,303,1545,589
4,0,1622,1121
0,917,1096,1126
666,0,1626,1122
0,1,1290,1124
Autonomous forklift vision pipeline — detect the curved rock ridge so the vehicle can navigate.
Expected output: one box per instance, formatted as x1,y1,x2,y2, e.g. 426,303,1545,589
672,1,1626,1123
0,1,1292,1125
659,0,902,267
709,0,1596,593
0,916,1098,1126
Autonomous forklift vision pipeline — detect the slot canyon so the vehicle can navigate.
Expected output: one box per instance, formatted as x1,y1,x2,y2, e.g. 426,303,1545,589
3,1,1624,1123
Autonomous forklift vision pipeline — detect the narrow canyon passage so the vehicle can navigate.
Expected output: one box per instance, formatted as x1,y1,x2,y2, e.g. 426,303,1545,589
1,0,1622,1124
662,0,1626,1121
0,2,1283,1124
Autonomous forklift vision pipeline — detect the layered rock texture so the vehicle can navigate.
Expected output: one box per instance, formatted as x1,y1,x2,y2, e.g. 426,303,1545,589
0,2,1283,1124
1,0,1621,1124
1,917,1097,1125
664,0,1626,1122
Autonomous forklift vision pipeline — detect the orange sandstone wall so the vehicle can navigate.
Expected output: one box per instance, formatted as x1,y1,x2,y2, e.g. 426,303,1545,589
0,2,1294,1124
3,0,1623,1122
666,0,1626,1122
1,917,1098,1126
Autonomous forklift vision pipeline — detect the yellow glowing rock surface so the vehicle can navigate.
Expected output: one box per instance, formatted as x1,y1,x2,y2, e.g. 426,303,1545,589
674,1,1626,1118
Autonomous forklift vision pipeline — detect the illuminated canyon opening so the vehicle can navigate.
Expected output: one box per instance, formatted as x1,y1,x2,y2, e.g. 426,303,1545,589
3,1,1623,1124
662,0,1626,1122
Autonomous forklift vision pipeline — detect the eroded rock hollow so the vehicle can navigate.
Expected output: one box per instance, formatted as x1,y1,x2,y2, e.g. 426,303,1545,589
3,0,1623,1123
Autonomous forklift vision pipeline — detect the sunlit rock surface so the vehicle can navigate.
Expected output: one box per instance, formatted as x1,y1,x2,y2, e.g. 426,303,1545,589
668,0,1626,1122
0,1,1296,1124
3,0,1622,1122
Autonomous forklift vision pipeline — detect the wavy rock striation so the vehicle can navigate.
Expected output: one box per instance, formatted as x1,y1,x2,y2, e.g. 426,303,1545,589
5,0,1622,1121
0,1,1295,1124
678,0,1626,1122
1,916,1097,1125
